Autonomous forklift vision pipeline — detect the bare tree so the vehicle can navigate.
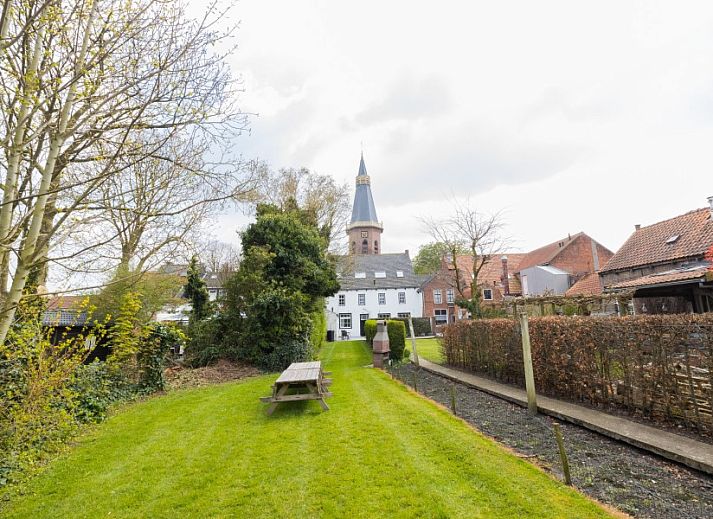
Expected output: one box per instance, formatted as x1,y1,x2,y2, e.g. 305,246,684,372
253,164,351,252
0,0,250,344
422,200,509,318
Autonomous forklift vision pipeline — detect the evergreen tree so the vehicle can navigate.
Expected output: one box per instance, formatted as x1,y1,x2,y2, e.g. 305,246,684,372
184,255,210,322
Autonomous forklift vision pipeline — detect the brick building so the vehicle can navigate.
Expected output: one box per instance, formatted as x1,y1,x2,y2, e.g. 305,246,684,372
420,253,525,325
601,199,713,313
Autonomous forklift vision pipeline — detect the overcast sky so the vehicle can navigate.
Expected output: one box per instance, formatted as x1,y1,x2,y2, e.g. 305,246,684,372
211,0,713,257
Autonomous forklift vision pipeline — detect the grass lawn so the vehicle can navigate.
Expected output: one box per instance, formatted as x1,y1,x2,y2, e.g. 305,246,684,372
2,341,613,518
411,337,445,364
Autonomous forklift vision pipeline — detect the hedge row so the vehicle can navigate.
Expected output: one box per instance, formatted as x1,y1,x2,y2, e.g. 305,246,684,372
390,317,432,337
442,314,713,435
364,319,406,361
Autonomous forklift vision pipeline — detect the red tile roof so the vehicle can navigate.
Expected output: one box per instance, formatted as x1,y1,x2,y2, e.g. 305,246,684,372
608,265,712,289
601,208,713,273
517,232,585,272
565,272,603,296
448,253,526,294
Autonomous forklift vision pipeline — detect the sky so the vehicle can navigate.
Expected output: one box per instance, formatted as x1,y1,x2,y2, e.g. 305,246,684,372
209,0,713,257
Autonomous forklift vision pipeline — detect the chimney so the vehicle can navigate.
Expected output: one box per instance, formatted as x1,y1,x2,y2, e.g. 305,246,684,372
500,255,510,296
635,224,641,231
404,249,409,257
708,195,713,217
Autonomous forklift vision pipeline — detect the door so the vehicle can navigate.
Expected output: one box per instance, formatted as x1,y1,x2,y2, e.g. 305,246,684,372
359,314,369,336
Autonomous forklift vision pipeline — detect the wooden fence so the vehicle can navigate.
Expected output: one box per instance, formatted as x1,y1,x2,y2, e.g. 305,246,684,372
442,314,713,435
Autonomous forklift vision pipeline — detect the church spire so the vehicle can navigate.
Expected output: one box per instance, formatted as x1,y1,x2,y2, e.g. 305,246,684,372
347,153,383,255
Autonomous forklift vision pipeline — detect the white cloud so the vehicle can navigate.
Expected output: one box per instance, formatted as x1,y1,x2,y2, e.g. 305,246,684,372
209,0,713,257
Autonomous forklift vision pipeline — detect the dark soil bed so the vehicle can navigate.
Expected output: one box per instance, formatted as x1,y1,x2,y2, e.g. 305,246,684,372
165,359,262,390
390,363,713,519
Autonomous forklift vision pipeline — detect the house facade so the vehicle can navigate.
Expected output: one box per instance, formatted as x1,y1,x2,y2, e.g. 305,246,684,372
601,198,713,314
326,252,424,338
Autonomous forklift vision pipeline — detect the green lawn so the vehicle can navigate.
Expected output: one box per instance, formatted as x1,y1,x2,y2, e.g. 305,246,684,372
411,337,445,364
2,341,612,518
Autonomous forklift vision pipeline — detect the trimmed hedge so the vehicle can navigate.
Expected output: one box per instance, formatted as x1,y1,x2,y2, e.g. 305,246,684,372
364,319,406,361
442,314,713,435
391,317,432,337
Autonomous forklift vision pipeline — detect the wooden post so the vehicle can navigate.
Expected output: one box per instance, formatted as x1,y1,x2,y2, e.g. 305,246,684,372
552,422,572,485
518,311,538,415
450,383,457,416
408,316,420,366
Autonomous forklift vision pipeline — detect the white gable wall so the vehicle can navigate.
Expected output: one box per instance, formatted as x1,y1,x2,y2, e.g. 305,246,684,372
326,287,423,338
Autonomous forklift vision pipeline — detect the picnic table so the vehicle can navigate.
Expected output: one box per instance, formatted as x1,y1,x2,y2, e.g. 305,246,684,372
260,361,332,415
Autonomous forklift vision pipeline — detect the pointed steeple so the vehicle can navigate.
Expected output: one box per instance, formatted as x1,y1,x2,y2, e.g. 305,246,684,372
347,153,383,255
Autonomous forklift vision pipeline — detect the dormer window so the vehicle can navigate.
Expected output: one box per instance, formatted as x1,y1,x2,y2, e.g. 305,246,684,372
375,271,386,278
355,272,366,279
396,270,404,278
665,235,680,244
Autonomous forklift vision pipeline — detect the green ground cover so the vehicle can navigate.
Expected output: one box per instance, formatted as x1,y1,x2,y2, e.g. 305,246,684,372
2,341,612,518
412,337,445,364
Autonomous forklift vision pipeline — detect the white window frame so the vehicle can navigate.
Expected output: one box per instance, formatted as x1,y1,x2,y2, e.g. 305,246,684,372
446,289,454,304
358,293,366,306
377,313,391,319
398,291,406,304
434,309,447,324
338,294,346,306
433,289,442,305
339,313,352,329
375,271,386,278
378,293,386,305
397,312,411,318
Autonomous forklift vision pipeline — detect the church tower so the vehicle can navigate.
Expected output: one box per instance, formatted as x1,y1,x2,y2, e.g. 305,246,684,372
347,153,383,255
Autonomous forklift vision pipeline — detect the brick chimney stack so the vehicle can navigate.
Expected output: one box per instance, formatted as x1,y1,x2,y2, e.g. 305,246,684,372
635,224,641,231
500,255,510,296
707,195,713,217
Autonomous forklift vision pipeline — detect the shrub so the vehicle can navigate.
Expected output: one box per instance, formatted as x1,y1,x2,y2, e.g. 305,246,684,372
309,299,327,354
391,317,432,337
365,319,377,344
71,362,131,423
386,320,406,361
184,318,224,367
137,323,185,391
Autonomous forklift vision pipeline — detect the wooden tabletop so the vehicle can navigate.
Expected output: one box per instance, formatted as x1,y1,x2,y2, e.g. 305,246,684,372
275,361,322,384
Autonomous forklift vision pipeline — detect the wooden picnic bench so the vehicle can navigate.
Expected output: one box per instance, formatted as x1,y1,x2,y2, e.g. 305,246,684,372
260,361,333,415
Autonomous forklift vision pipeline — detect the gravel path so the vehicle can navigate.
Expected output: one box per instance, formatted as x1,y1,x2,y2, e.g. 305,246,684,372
390,363,713,519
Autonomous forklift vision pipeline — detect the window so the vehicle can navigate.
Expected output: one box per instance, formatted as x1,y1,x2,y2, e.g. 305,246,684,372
361,230,368,238
483,289,493,300
339,313,352,329
377,313,391,319
433,289,442,305
446,289,454,304
396,270,404,278
374,240,379,253
398,292,406,304
378,293,386,305
361,239,368,254
358,293,366,306
355,272,366,279
375,271,386,278
338,294,345,306
434,309,447,324
351,241,356,253
397,312,411,318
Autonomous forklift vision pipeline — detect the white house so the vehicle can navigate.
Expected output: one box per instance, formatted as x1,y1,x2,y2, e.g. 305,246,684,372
326,252,424,338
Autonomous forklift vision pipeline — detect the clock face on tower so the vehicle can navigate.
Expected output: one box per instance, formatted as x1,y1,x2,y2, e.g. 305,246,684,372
361,231,368,238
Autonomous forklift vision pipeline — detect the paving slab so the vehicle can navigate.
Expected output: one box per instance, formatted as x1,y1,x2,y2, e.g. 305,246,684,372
415,357,713,476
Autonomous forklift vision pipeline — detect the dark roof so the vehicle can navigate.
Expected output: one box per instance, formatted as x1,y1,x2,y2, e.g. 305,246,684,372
601,208,713,273
349,154,380,224
42,309,88,327
607,263,712,290
336,253,421,290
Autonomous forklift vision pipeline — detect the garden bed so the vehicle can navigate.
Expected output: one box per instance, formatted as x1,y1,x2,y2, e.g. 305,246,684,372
391,362,713,519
